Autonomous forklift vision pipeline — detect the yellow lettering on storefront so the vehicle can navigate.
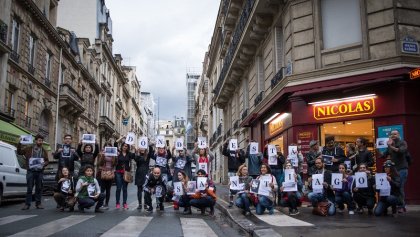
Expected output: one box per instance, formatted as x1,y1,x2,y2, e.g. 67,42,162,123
313,98,375,120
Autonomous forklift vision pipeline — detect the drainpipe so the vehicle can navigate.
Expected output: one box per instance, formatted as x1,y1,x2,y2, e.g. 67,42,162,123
54,47,63,151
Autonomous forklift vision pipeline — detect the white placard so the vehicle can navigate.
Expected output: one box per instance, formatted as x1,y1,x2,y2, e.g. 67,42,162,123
344,160,351,170
250,179,260,193
229,139,238,151
375,173,390,190
288,146,298,160
312,174,324,190
175,138,184,150
355,172,368,188
198,137,207,149
284,169,295,184
187,181,197,195
155,185,163,198
250,142,258,155
173,182,183,195
104,147,118,157
376,138,389,149
61,180,71,193
379,187,391,196
125,132,135,145
87,183,96,197
20,135,33,144
82,134,96,144
331,173,343,189
267,145,276,156
282,181,298,192
229,176,241,190
175,159,186,169
268,155,278,166
288,156,299,167
197,177,207,191
156,136,165,148
155,156,167,167
258,176,272,196
29,157,44,170
198,162,208,174
138,137,148,149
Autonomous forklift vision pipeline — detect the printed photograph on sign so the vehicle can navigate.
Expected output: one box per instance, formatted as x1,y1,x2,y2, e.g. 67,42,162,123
282,182,297,192
61,180,71,193
155,185,163,198
155,156,167,167
62,144,71,157
88,183,96,197
187,181,197,195
380,187,391,197
229,139,238,151
322,155,333,166
268,156,278,166
138,137,148,149
355,172,368,188
198,162,208,174
250,142,258,155
250,179,260,193
267,144,276,156
82,134,96,144
20,134,33,144
376,138,389,149
155,136,165,148
175,159,186,169
125,132,136,145
104,147,118,157
198,137,207,148
29,157,44,170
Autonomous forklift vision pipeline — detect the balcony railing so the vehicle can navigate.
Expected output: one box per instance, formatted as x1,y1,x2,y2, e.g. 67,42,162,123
2,105,15,118
233,120,239,130
222,0,230,15
0,20,7,43
241,108,248,120
10,50,20,63
270,68,284,89
44,77,51,87
254,91,264,106
24,115,32,128
28,63,35,75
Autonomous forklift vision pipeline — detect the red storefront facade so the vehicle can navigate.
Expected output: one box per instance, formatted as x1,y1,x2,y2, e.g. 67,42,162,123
246,68,420,204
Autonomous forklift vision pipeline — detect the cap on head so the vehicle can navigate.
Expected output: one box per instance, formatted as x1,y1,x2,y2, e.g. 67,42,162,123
309,140,318,147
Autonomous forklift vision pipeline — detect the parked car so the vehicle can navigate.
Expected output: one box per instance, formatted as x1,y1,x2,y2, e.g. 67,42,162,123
42,161,80,195
0,141,28,205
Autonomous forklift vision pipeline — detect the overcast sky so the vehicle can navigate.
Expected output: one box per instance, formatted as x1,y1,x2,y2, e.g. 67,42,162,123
106,0,220,120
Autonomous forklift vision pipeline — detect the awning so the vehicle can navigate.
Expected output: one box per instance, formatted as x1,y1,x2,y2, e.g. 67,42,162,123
0,120,52,151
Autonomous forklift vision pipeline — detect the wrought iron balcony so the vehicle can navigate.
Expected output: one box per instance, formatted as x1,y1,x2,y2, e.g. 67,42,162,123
254,91,263,106
99,115,115,132
270,68,284,89
217,123,222,137
241,109,248,120
10,50,20,63
28,63,35,75
0,20,7,43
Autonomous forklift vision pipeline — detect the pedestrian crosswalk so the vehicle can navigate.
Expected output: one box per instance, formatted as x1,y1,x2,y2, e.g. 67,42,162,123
0,214,221,237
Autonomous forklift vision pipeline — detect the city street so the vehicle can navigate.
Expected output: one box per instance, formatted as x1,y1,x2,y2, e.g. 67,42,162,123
0,185,244,237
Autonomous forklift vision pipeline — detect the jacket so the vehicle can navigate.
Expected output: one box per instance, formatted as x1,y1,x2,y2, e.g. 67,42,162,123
17,144,49,171
246,145,263,176
53,146,79,173
380,138,408,171
322,146,346,172
76,143,99,167
134,152,150,186
222,143,245,172
116,152,134,171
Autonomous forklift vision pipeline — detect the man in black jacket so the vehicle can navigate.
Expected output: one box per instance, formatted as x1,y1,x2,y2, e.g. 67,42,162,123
54,134,79,180
322,136,345,172
143,167,167,212
222,140,245,207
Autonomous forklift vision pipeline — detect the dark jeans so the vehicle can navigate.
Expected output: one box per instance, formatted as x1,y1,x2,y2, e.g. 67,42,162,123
178,195,191,207
190,196,215,209
374,195,399,216
353,193,375,210
271,168,283,205
137,185,144,205
100,179,113,205
144,190,164,208
256,195,274,215
78,193,105,210
26,170,43,206
115,172,128,204
279,193,300,211
398,169,408,208
235,193,251,212
335,191,355,211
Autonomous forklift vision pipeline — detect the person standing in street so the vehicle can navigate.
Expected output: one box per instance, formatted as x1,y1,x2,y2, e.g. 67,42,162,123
115,143,134,210
223,141,245,207
18,134,49,210
264,144,285,205
377,130,409,213
246,140,263,179
192,143,214,179
76,141,99,173
53,134,79,180
353,137,374,172
322,136,345,172
97,143,116,210
134,146,151,210
173,147,194,182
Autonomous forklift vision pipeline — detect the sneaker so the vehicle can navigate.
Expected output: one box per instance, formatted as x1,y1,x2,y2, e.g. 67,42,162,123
245,211,251,216
356,208,363,214
146,207,153,212
116,203,121,209
159,204,164,211
137,205,142,210
101,205,109,210
268,208,274,215
144,204,148,210
290,209,300,215
183,207,192,215
95,209,104,213
78,205,85,213
21,205,30,210
349,210,355,215
228,201,233,208
36,204,44,209
123,203,128,210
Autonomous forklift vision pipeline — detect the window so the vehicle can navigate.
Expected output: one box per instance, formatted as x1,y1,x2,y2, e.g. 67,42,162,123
257,56,265,93
275,27,283,71
242,77,249,110
24,100,30,117
321,0,362,49
45,51,52,79
5,89,14,111
29,34,37,66
11,18,20,52
59,65,65,84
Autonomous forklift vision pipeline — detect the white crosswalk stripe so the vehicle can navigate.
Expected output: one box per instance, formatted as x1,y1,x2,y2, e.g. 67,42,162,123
0,215,37,226
7,215,95,237
180,218,218,237
254,210,314,227
101,216,153,237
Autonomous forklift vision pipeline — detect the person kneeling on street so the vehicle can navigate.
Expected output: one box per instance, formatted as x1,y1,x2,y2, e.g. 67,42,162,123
374,160,401,217
279,161,303,215
234,164,253,216
352,163,376,215
144,167,167,212
54,167,77,212
255,164,278,215
75,165,105,213
190,169,216,215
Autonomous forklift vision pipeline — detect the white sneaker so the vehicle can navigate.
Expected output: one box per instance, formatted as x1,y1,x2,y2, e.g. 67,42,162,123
349,210,355,215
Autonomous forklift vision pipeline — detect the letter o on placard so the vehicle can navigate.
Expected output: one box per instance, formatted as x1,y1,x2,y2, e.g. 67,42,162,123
358,177,366,185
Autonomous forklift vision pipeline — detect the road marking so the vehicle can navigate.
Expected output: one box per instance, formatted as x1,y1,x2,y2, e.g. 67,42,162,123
101,216,153,237
255,211,314,227
0,215,37,226
180,218,218,237
8,215,94,237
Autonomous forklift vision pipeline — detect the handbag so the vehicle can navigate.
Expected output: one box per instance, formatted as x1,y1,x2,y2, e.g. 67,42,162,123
249,193,259,206
312,201,331,216
101,170,115,180
123,170,133,183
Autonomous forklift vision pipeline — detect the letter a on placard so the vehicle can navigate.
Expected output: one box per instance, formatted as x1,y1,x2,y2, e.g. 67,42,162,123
126,132,135,145
197,177,207,191
198,137,207,149
229,139,238,151
156,136,165,148
250,142,258,155
175,138,184,150
355,172,368,188
138,137,148,149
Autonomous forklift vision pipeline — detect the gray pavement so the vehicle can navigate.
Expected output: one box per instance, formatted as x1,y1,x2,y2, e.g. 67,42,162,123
214,184,420,237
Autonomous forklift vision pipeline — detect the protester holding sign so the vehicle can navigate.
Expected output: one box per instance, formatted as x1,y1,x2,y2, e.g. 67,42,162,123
53,134,79,181
175,171,192,215
76,141,99,174
18,134,49,210
345,143,357,172
306,140,322,176
190,169,216,216
322,136,346,172
334,163,355,214
223,140,245,207
374,161,401,216
115,143,135,210
143,167,167,212
53,167,76,212
134,147,152,210
352,163,376,215
96,143,117,210
307,157,336,216
278,161,303,215
376,130,409,213
354,137,374,172
233,165,253,216
245,140,263,178
151,144,173,183
255,164,278,215
173,147,194,182
193,142,215,178
75,165,105,213
263,144,285,205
